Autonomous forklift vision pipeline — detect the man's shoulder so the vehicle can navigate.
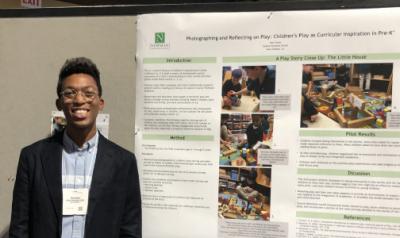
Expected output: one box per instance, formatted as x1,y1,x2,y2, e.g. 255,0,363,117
21,132,62,154
99,134,135,159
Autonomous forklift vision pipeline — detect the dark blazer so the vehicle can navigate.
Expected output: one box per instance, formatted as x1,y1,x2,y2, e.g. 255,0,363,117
9,132,141,238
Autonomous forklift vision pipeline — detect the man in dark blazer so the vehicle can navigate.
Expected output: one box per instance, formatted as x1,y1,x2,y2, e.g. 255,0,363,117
10,57,141,238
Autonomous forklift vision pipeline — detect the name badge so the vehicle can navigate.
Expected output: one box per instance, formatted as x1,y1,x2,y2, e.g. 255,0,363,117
63,188,89,215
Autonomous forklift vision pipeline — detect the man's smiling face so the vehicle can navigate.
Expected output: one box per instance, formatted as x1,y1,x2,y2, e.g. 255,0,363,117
57,73,104,134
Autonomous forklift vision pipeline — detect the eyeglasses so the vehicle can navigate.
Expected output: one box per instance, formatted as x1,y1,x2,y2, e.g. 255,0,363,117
60,88,98,102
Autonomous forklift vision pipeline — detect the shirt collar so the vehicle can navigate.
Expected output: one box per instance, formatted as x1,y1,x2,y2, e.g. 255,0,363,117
63,130,99,152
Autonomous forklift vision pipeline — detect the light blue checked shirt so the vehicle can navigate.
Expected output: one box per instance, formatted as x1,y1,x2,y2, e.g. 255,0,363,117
61,131,99,238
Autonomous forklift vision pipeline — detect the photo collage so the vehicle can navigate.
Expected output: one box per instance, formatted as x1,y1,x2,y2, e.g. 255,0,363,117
219,65,275,221
218,62,394,221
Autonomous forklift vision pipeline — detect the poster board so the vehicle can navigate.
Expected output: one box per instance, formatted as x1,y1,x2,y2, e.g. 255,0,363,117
135,8,400,238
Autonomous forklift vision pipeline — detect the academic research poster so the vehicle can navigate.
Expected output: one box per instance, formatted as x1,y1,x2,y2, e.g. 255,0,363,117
135,8,400,238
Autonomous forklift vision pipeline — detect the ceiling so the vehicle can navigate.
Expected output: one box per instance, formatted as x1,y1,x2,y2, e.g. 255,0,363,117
60,0,238,4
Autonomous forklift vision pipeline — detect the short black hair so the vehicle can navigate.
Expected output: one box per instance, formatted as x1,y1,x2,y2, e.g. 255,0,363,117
57,57,102,97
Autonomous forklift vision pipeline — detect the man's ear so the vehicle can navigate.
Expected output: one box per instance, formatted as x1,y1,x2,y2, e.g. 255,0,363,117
56,98,62,111
99,98,105,111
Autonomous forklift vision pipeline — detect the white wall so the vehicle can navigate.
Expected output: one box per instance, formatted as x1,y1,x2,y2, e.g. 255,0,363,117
0,16,137,235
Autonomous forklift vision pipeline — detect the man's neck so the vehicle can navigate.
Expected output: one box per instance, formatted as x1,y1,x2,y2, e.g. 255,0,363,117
65,126,97,148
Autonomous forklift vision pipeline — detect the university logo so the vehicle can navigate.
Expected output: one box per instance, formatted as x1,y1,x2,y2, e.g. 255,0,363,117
155,32,165,43
150,32,170,49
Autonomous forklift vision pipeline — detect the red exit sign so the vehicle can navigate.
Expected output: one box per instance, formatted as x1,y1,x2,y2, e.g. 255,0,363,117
21,0,42,8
